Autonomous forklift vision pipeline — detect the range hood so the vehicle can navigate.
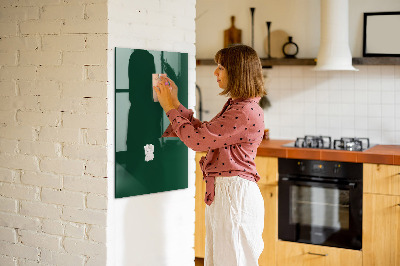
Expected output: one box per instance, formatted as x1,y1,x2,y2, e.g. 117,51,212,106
314,0,358,71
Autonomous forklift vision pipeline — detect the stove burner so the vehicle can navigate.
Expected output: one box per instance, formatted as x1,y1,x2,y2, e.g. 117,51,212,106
295,135,332,149
333,137,370,151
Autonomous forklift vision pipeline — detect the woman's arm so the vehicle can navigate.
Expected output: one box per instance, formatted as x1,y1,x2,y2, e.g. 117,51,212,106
165,107,249,152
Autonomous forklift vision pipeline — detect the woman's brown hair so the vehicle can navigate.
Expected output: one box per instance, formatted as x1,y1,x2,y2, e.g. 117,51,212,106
214,44,266,99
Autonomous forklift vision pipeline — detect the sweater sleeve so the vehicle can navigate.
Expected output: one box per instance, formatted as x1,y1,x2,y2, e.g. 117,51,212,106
161,103,202,138
165,106,249,151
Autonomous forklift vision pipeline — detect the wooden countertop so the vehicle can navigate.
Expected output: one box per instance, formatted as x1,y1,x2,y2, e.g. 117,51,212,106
256,139,400,165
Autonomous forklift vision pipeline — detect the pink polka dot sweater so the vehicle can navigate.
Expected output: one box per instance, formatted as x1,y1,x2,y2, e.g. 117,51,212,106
162,97,265,206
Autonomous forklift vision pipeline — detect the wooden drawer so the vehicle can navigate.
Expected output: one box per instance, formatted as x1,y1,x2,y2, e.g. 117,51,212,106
364,164,400,196
277,241,362,266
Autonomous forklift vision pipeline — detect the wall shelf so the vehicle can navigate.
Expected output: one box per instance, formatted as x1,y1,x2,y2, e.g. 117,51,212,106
196,57,400,67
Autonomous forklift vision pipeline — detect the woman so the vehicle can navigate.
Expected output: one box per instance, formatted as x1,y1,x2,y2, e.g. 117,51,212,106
154,44,266,266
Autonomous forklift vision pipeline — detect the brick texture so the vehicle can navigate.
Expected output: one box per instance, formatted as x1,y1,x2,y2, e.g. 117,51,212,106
0,1,108,264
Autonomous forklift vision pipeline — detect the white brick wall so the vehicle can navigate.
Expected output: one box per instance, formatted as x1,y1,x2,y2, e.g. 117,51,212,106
0,0,108,265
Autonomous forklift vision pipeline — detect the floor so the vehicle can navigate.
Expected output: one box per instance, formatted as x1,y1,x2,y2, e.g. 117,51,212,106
195,257,204,266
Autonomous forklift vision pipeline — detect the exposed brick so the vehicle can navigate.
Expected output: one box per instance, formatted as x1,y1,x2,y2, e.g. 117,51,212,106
16,111,61,127
63,237,106,256
42,34,85,51
18,259,42,266
0,226,17,243
0,110,15,125
41,4,84,20
0,254,16,266
0,196,17,213
64,175,107,195
0,7,39,22
38,96,85,113
86,255,106,266
37,66,83,82
0,212,41,231
84,160,106,177
62,19,107,34
40,249,85,266
85,65,107,81
0,51,17,65
63,50,107,66
19,51,61,66
0,81,15,96
87,225,105,243
41,219,63,236
61,81,107,98
38,127,80,144
0,182,39,201
0,125,34,141
62,113,106,129
64,222,85,239
61,207,106,226
21,171,62,189
63,143,107,161
84,128,107,145
18,80,61,97
0,66,36,81
0,241,39,261
40,157,84,176
4,96,40,112
20,200,61,219
0,36,41,52
41,188,85,208
0,168,15,183
19,230,61,251
20,21,61,35
86,193,107,210
19,140,58,157
85,34,107,51
2,0,62,6
85,3,107,20
0,138,18,154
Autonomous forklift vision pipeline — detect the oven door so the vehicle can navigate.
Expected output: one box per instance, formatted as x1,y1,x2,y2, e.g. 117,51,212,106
278,176,362,250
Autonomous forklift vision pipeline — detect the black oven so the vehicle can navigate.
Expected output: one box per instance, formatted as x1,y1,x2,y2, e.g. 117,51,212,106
278,158,363,250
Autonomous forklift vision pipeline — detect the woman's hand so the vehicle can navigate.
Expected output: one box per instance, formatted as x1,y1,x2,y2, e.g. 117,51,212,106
153,77,175,113
160,76,180,108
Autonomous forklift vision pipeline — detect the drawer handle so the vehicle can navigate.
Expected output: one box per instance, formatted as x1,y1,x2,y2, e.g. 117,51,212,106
307,252,328,256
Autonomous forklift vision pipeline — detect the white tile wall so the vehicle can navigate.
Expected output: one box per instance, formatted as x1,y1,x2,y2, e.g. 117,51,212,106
196,65,400,145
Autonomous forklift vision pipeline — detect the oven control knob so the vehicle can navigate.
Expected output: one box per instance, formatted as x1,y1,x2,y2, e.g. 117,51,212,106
334,164,341,174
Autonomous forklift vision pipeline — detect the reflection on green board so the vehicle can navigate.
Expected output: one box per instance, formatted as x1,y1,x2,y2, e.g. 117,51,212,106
115,47,188,198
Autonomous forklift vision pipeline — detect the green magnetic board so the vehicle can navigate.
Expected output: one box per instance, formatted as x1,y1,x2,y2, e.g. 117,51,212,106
115,47,188,198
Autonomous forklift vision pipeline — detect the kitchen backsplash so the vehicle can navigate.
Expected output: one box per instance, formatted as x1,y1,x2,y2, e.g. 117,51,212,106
196,65,400,145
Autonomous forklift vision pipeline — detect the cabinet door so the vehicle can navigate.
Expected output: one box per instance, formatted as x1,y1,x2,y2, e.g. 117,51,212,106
259,185,278,266
364,164,400,196
363,193,400,266
195,152,207,258
255,156,278,186
277,241,362,266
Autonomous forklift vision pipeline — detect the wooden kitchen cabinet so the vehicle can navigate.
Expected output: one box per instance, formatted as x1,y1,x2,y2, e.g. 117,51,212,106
195,151,207,258
363,193,400,266
363,163,400,266
364,163,400,196
276,241,362,266
194,154,279,264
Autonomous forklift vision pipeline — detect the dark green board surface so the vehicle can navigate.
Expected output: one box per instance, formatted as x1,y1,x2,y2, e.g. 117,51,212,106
115,48,188,198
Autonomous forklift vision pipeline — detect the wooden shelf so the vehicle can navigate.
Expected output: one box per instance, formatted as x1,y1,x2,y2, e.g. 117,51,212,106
196,57,400,67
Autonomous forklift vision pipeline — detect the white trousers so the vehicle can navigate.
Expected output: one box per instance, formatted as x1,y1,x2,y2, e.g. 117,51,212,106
205,176,265,266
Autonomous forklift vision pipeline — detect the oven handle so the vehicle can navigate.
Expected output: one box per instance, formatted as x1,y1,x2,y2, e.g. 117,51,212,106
280,177,357,189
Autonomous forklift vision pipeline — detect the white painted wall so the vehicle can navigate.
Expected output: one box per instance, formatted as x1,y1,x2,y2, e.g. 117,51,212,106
107,0,197,265
196,0,400,145
196,0,400,58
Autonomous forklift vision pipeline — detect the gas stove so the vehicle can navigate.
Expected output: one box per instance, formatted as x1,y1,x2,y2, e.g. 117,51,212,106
283,135,373,151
